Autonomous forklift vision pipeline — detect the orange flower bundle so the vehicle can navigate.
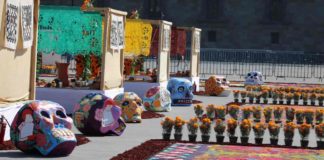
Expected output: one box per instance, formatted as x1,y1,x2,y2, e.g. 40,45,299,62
252,106,262,121
242,107,252,119
199,118,212,135
253,122,266,138
228,104,240,120
316,109,324,124
284,122,296,139
263,106,272,123
194,104,204,118
214,119,226,136
233,90,240,99
227,118,237,137
174,116,186,134
273,106,283,122
215,106,226,120
187,117,199,135
298,123,311,140
268,121,280,139
161,117,174,133
315,123,324,141
206,104,215,119
240,119,252,137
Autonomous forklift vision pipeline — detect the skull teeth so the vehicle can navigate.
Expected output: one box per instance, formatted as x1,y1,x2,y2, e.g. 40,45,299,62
52,128,74,138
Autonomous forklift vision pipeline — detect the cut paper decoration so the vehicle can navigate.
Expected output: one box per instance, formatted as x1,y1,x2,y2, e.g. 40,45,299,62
124,20,153,56
5,0,20,50
162,24,171,52
20,0,34,48
110,14,124,50
194,31,200,53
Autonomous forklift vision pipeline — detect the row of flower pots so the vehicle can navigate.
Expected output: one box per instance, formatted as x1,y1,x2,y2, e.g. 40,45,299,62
233,90,324,106
161,116,324,148
194,104,324,125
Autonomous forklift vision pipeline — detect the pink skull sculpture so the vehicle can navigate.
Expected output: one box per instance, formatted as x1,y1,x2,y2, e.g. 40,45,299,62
10,101,76,156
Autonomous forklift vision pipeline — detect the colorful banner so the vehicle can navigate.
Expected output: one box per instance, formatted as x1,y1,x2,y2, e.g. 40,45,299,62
5,0,20,50
20,0,34,48
124,20,153,56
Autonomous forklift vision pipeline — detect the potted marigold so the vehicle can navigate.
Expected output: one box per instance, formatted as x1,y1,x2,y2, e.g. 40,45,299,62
318,94,324,106
298,123,311,148
315,123,324,149
206,104,215,119
252,106,262,122
263,106,272,123
316,109,324,125
286,93,293,105
227,118,238,144
301,93,309,106
240,91,247,103
268,121,280,145
246,85,253,91
272,91,279,104
214,119,226,143
310,93,317,106
228,104,240,120
261,90,269,104
247,92,255,104
284,122,296,146
161,117,174,140
304,109,314,125
278,92,285,105
253,122,266,145
194,104,204,118
174,116,186,141
293,92,301,105
233,90,240,102
242,107,252,119
296,110,305,124
187,117,199,142
273,106,284,124
240,119,252,145
199,118,212,142
215,106,226,120
285,107,295,123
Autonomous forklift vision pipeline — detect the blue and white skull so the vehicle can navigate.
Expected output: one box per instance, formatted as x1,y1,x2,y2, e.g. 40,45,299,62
167,78,193,106
244,71,264,85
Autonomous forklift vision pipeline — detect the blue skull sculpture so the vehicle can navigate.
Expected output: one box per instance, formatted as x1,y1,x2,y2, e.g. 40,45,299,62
244,71,264,85
167,78,193,106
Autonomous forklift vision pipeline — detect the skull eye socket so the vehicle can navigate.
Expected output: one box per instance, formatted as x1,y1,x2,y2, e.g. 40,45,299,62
136,101,142,106
178,86,185,92
189,86,192,91
223,78,226,82
247,73,251,76
41,110,50,118
122,101,129,106
254,73,258,76
56,110,67,118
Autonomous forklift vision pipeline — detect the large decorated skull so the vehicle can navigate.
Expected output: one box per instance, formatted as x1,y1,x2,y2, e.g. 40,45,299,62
114,92,144,123
73,93,126,136
167,78,193,106
244,71,264,85
143,86,172,112
205,75,231,96
10,101,76,156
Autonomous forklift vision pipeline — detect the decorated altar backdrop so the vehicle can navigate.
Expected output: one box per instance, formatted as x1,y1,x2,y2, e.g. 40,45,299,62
37,6,102,55
124,19,153,56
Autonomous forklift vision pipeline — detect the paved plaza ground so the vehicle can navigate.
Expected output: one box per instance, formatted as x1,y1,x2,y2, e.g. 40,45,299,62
0,87,321,160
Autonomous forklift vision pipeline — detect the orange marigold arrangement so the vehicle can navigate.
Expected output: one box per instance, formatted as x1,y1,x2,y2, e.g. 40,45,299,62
268,121,280,139
316,109,324,125
284,122,296,140
214,119,226,136
228,104,240,120
215,105,226,120
263,106,272,123
298,123,311,141
233,90,240,100
273,106,284,123
194,104,204,118
315,123,324,142
174,116,186,134
187,117,199,135
296,109,305,124
240,119,252,137
199,118,212,135
242,107,252,119
161,117,174,134
227,118,237,137
252,106,262,122
253,122,266,138
206,104,215,119
285,107,295,123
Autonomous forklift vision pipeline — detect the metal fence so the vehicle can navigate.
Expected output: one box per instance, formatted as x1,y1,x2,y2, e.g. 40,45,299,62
142,49,324,81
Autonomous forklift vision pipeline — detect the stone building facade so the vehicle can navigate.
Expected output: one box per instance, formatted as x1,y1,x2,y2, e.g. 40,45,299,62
41,0,324,52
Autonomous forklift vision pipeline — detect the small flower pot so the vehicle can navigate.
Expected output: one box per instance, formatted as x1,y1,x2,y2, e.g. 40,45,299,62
201,135,210,143
241,99,246,103
286,101,291,105
284,139,293,146
263,99,268,104
294,101,299,105
249,99,254,104
273,100,278,105
317,141,324,149
300,140,309,148
162,133,171,140
188,134,197,142
229,136,238,144
311,102,316,106
240,137,249,145
279,101,284,105
216,135,225,143
174,134,182,141
234,99,239,103
256,99,260,104
255,138,263,145
270,138,278,145
303,102,308,106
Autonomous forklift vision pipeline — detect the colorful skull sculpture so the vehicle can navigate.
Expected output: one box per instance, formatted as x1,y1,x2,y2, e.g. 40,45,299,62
244,71,264,85
167,78,193,106
10,101,76,156
114,92,144,123
73,93,126,136
205,75,231,96
143,86,172,112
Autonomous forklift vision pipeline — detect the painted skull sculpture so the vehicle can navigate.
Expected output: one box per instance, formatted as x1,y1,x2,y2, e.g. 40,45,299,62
167,78,193,106
10,101,76,156
143,86,172,112
114,92,144,123
205,75,231,96
244,71,264,85
73,93,126,136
